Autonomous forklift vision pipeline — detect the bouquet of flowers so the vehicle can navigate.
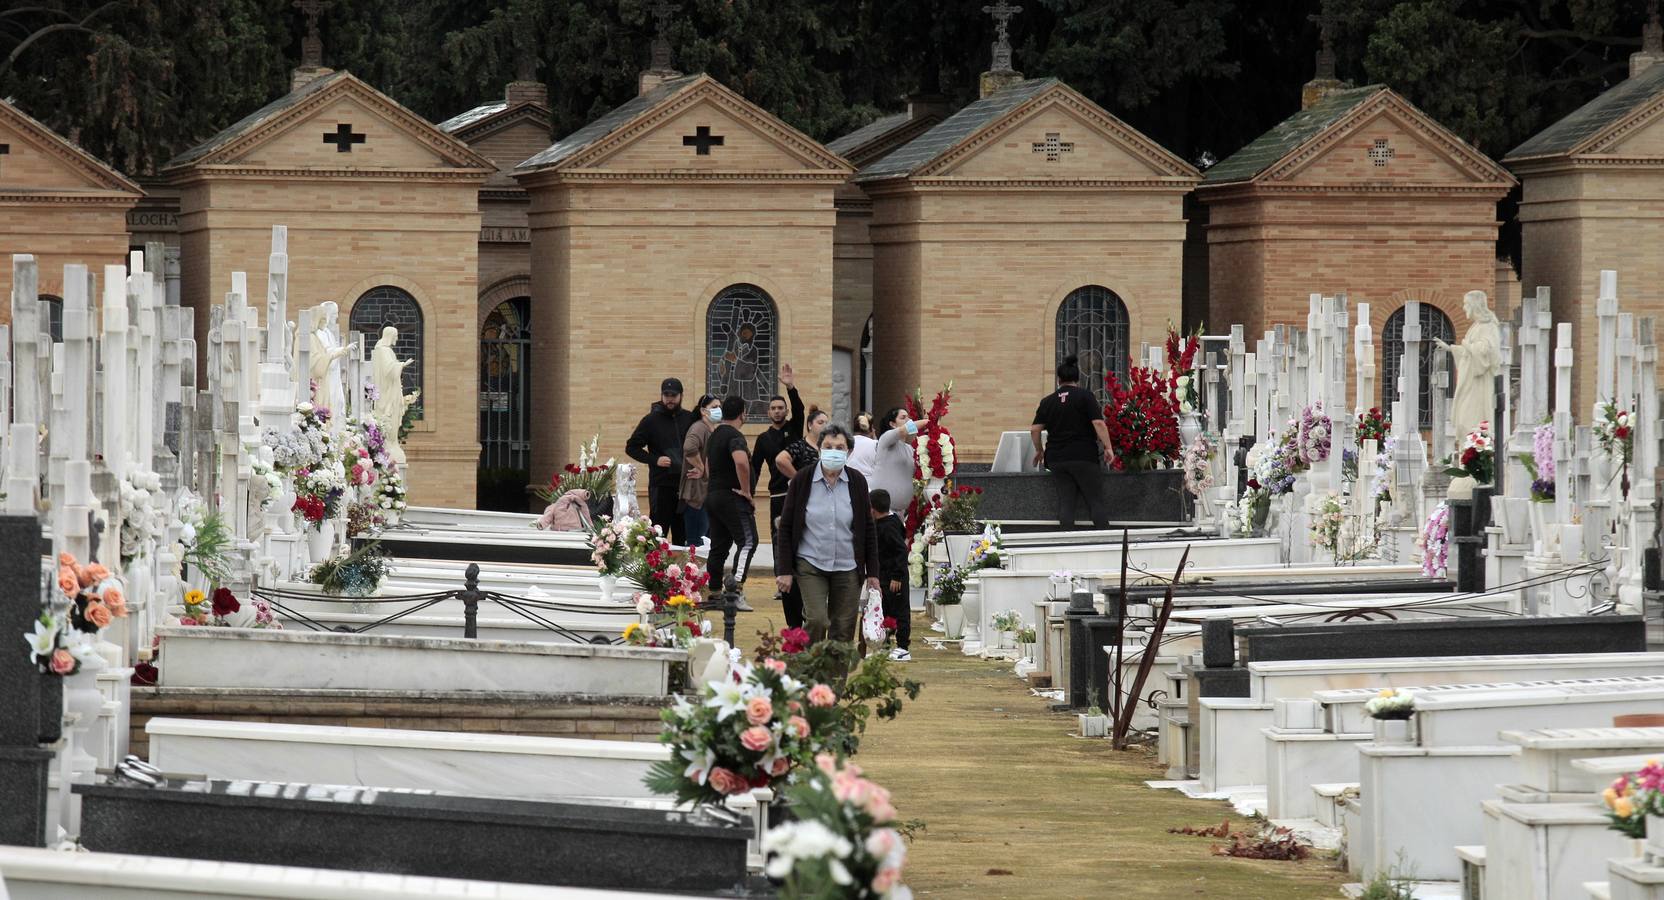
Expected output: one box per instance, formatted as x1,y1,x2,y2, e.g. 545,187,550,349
1362,688,1414,720
1309,492,1345,559
1593,401,1635,467
1601,759,1663,838
1417,502,1451,578
989,610,1022,634
248,451,284,513
1518,422,1556,502
1369,436,1396,506
535,434,616,504
589,515,653,577
1355,408,1390,445
293,459,348,529
963,525,1004,571
1442,420,1494,484
179,587,279,629
763,755,911,900
308,540,389,597
264,402,336,473
928,563,967,606
932,484,981,533
1104,366,1181,472
904,384,956,482
26,553,127,677
1297,403,1332,466
623,592,711,649
1165,324,1202,416
178,502,234,585
118,470,167,566
643,658,840,805
1182,434,1215,498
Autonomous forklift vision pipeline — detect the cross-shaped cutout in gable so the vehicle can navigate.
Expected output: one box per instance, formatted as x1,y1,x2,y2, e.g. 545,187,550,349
1368,137,1395,168
1031,132,1074,162
323,123,366,153
682,125,725,155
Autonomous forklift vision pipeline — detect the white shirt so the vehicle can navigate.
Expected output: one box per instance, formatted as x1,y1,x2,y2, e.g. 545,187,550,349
848,434,878,477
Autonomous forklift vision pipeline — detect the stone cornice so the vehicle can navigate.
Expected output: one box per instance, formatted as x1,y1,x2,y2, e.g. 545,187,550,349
862,175,1197,197
167,166,493,186
916,85,1199,180
1196,181,1511,202
1507,155,1664,176
517,169,848,187
0,191,142,206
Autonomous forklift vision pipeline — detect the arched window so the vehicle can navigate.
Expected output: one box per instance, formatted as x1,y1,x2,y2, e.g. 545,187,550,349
706,284,778,423
40,294,63,343
859,314,873,414
1056,286,1129,405
1381,304,1456,430
350,286,424,417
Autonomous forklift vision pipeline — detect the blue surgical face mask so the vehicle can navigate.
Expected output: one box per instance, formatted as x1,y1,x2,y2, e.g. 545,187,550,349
904,420,918,436
820,449,848,472
707,407,723,424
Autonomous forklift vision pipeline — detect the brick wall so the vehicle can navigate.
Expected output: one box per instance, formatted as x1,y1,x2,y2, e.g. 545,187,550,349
0,203,137,320
129,688,668,759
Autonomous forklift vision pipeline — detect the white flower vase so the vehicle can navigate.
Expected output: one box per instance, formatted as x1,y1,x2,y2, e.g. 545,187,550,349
306,520,335,562
942,603,964,640
1529,501,1549,555
599,574,618,604
1371,717,1414,745
997,630,1014,650
1498,496,1529,546
1179,412,1202,450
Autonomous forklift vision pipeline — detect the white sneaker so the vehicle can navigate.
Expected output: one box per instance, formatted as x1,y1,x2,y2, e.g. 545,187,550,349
889,648,911,662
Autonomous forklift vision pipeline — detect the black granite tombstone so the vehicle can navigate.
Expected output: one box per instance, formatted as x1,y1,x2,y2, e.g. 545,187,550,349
0,514,56,847
360,535,590,567
78,778,754,894
955,468,1185,525
1450,487,1493,593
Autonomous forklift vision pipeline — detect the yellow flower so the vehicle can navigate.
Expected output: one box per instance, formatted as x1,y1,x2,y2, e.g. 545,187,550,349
184,589,205,607
1603,787,1619,808
621,623,642,641
1376,689,1394,698
667,594,693,609
1615,796,1635,818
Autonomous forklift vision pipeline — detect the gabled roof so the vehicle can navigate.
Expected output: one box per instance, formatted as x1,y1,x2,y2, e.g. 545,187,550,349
1202,84,1514,187
438,101,509,133
856,79,1055,180
1202,85,1381,184
516,75,701,170
1506,64,1664,160
438,99,552,143
165,70,492,171
0,99,143,196
516,74,850,174
828,112,911,157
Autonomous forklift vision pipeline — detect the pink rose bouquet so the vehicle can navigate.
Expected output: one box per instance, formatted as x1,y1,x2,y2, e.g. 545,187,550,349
762,754,911,899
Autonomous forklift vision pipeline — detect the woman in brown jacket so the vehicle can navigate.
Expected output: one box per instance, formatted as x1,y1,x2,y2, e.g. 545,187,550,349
774,425,881,644
680,394,721,548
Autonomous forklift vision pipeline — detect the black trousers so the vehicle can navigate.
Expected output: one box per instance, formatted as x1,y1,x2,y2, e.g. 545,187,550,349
705,490,758,589
649,482,686,545
1049,459,1109,529
880,584,910,650
769,494,804,629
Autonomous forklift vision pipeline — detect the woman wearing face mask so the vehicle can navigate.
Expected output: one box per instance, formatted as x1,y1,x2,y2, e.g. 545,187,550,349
679,394,723,549
864,407,918,519
774,424,881,644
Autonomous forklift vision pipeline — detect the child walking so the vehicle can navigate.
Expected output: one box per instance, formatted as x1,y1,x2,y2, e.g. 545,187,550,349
870,489,911,661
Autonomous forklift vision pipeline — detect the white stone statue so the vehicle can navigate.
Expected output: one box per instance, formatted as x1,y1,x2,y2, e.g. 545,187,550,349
308,302,349,417
1435,290,1502,450
613,462,640,520
371,326,419,466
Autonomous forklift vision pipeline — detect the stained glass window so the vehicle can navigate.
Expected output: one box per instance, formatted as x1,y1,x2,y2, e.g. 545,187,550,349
349,286,423,416
1056,286,1129,405
1381,304,1456,429
706,284,778,423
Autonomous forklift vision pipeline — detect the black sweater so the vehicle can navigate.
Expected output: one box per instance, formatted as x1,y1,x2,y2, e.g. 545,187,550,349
625,403,699,488
875,514,908,586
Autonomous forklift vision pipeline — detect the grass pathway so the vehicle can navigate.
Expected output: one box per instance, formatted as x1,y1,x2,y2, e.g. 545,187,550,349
734,583,1348,899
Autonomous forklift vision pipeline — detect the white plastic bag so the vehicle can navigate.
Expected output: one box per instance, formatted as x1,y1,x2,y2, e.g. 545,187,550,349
861,585,887,643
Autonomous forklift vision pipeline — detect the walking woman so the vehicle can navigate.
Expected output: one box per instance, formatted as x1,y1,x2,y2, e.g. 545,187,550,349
1030,355,1115,529
680,394,721,549
774,425,881,644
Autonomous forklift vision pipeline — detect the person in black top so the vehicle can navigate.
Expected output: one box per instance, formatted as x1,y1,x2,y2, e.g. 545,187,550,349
750,363,803,545
1030,355,1116,529
704,396,759,590
870,489,911,660
625,378,699,545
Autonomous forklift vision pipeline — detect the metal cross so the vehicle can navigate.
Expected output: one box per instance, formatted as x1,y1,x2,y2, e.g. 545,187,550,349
323,123,365,152
1031,132,1074,162
983,1,1023,73
682,125,724,155
649,0,677,72
1368,137,1395,168
1307,3,1339,80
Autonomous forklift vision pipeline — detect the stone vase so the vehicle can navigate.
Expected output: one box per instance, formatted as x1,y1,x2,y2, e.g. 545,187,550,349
1179,412,1203,450
1078,714,1108,738
943,532,976,568
306,520,335,562
599,574,619,604
942,603,964,640
994,630,1014,650
1371,717,1413,745
1498,496,1529,546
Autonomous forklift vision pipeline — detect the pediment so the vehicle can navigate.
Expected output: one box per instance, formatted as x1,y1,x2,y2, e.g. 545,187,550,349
1586,97,1664,157
175,74,492,172
1266,93,1513,186
917,84,1197,181
555,76,851,175
0,102,141,195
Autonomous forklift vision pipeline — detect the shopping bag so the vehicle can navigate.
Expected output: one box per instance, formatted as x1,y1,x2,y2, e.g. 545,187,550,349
861,586,887,643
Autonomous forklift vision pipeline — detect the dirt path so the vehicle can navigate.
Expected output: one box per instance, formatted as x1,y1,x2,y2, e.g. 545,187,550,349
733,584,1348,899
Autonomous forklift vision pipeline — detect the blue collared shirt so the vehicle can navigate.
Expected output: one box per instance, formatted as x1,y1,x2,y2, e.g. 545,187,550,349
799,467,856,572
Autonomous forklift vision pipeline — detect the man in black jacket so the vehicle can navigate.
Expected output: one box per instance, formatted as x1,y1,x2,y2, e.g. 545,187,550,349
625,378,698,545
750,363,802,543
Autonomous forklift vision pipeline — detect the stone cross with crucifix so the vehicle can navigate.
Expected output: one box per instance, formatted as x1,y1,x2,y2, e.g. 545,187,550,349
983,1,1022,73
295,0,328,70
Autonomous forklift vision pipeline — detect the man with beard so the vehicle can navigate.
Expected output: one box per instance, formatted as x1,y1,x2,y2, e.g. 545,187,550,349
625,378,698,544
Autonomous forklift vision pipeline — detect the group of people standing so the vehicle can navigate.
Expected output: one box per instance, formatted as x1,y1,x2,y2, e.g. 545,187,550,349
623,370,922,660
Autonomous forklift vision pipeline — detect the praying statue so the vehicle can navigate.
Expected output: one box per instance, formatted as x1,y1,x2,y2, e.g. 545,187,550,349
371,326,419,466
1434,290,1502,478
308,302,349,419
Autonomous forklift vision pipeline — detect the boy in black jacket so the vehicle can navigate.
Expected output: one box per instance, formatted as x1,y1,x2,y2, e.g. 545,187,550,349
870,489,911,661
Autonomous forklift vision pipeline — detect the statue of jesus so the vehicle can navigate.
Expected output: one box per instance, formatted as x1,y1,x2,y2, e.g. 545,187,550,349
371,326,418,466
1433,290,1502,450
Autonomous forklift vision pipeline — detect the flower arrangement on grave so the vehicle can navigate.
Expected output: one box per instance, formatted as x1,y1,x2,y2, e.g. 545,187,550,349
26,553,127,677
117,470,167,566
263,402,335,472
177,499,234,585
1182,433,1215,498
1297,403,1332,466
1369,436,1396,506
1594,401,1635,498
752,628,923,759
905,384,956,483
927,562,966,606
1017,624,1038,645
1515,421,1557,503
1441,420,1495,484
762,754,912,900
643,656,840,805
617,541,713,649
1417,502,1451,578
1356,408,1390,445
308,540,389,597
1600,759,1663,838
535,435,616,505
1309,492,1345,559
178,587,278,629
989,610,1022,635
1362,688,1415,720
622,592,712,649
588,515,652,577
963,525,1004,571
1104,365,1182,472
1166,324,1203,416
906,485,982,586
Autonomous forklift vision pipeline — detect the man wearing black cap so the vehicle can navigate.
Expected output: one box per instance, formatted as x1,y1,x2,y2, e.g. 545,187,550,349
625,378,698,544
